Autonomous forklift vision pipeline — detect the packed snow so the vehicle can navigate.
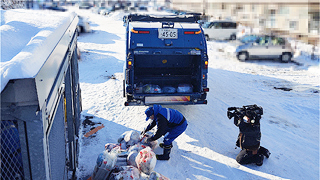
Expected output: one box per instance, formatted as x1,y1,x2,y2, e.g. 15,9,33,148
1,7,319,180
0,9,77,92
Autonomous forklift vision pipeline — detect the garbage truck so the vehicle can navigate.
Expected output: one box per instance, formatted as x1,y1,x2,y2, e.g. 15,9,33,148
123,14,209,106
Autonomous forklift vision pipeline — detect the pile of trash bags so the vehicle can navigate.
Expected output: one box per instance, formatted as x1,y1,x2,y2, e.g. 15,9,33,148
142,84,193,94
92,130,169,180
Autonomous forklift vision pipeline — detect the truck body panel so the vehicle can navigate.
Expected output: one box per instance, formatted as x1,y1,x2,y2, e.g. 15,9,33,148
124,14,209,106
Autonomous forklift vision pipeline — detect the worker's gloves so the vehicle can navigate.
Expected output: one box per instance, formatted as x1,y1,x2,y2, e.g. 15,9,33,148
140,130,146,135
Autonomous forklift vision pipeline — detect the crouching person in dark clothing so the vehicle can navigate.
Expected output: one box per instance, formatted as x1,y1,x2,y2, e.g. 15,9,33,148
141,104,188,160
235,115,270,166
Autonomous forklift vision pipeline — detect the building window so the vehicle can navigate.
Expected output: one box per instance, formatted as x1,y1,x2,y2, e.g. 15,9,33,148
309,12,320,34
236,4,243,10
279,6,289,15
252,4,256,12
259,19,265,27
289,21,299,30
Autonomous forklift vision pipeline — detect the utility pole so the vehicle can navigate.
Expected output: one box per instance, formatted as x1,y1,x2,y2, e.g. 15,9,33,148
202,0,206,20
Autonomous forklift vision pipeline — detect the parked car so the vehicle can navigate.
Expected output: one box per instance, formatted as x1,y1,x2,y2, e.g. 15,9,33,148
224,34,261,55
91,6,99,13
78,2,93,9
197,19,208,26
45,5,67,12
77,15,91,34
236,35,294,62
237,34,260,44
100,7,113,15
202,20,238,40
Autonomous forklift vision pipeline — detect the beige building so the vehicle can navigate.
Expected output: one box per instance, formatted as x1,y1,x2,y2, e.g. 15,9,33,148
170,0,320,45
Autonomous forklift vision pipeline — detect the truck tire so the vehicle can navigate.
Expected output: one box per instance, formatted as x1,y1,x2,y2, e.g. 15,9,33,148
123,80,126,97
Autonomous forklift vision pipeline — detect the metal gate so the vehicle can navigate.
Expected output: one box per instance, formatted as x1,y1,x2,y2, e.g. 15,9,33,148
1,13,81,180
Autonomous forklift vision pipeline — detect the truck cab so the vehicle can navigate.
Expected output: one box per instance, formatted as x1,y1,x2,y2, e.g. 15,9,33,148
124,14,209,106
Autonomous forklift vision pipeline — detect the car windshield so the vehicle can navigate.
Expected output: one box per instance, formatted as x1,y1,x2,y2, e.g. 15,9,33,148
239,35,259,44
202,22,211,28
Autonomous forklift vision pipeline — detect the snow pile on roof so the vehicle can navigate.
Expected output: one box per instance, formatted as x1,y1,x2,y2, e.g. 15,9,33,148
0,9,75,92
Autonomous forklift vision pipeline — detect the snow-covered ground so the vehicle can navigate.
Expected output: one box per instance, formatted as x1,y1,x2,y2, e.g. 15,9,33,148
73,9,319,180
1,7,319,180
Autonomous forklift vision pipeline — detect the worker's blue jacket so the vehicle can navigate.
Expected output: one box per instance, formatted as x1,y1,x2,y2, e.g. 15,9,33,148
145,105,188,145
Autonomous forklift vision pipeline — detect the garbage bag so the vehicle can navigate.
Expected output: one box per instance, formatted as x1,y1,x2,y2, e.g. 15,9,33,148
162,86,176,93
177,84,193,93
140,133,158,150
148,171,170,180
128,144,147,154
109,166,140,180
127,150,139,167
143,84,162,93
105,143,121,153
124,130,140,147
140,172,149,180
92,150,118,180
118,130,140,149
135,147,157,175
127,144,147,167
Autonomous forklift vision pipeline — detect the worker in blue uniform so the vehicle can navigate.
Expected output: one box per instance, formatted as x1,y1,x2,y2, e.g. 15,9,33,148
141,104,188,160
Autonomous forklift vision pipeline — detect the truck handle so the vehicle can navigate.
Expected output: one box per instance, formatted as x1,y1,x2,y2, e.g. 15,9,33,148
162,22,174,28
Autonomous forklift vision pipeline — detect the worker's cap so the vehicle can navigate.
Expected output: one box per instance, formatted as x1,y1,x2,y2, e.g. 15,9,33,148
145,107,154,121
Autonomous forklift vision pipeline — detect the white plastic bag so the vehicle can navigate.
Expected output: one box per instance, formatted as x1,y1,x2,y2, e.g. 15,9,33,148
124,130,140,147
109,166,140,180
127,144,147,167
148,171,170,180
135,147,157,175
177,84,193,93
105,143,121,153
162,86,176,93
140,133,158,150
118,130,140,149
92,150,118,180
143,84,162,93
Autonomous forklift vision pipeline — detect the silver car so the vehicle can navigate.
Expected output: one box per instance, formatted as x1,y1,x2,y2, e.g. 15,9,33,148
236,35,294,62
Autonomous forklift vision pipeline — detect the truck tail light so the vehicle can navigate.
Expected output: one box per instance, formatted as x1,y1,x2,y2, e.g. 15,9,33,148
184,30,201,34
131,29,149,34
205,61,208,69
202,74,205,79
203,88,209,92
128,61,132,68
139,31,149,34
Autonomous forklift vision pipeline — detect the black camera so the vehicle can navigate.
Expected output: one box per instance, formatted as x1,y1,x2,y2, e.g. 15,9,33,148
227,104,263,126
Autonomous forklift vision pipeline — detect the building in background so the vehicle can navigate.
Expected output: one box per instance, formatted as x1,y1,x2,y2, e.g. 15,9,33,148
170,0,319,46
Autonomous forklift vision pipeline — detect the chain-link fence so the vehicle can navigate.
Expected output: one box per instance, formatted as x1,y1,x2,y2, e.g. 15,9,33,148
1,120,24,180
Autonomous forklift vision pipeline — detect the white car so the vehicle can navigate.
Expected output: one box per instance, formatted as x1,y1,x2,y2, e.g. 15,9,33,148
236,35,294,62
202,20,238,41
77,16,91,34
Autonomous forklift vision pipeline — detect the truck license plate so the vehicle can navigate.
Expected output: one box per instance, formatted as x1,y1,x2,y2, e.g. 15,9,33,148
158,29,178,39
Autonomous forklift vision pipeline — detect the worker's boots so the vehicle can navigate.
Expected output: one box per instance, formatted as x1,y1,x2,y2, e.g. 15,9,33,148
255,154,264,166
258,146,271,158
159,143,172,149
156,144,172,160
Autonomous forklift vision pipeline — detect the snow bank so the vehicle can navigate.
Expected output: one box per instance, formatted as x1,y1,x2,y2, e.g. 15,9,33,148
0,9,76,92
